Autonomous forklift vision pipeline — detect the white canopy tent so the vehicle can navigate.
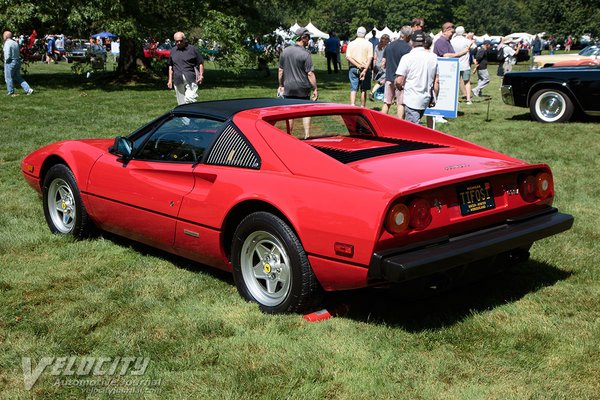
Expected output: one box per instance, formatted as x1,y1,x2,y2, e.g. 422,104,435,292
365,28,382,39
380,26,394,38
288,23,329,39
289,23,302,33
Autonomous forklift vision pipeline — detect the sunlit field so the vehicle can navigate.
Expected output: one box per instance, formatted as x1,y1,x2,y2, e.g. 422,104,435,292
1,56,598,399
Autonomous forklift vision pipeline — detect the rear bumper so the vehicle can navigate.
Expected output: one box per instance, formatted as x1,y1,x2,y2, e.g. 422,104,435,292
369,207,574,283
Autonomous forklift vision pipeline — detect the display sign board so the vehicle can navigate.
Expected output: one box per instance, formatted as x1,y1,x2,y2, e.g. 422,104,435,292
425,58,460,119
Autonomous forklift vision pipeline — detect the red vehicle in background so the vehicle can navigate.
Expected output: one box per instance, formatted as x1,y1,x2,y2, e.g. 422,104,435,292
19,30,45,61
143,42,172,60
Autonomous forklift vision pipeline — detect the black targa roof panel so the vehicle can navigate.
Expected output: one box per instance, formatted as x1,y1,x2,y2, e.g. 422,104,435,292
173,98,315,120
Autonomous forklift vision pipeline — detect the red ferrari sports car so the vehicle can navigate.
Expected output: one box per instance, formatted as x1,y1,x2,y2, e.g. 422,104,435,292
21,99,574,313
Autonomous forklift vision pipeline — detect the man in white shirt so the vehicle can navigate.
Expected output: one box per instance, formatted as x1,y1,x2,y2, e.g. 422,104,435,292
394,31,439,124
450,26,473,104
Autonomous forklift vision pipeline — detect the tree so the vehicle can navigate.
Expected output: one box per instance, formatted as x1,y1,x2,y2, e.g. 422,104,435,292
0,0,298,76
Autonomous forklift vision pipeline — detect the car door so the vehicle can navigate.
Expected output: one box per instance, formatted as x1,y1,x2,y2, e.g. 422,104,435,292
86,115,223,251
575,68,600,113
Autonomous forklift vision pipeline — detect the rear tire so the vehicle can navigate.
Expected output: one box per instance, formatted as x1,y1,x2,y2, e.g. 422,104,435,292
42,164,94,239
231,212,320,313
530,89,574,122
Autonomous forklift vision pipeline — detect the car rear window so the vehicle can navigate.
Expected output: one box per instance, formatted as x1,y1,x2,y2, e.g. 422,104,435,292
268,114,376,140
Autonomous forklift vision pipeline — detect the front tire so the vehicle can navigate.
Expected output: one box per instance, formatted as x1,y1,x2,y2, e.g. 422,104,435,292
231,212,320,313
42,164,93,239
530,89,574,123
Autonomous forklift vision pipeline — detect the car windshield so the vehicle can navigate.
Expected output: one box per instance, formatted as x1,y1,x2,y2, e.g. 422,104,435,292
578,46,599,56
267,113,376,140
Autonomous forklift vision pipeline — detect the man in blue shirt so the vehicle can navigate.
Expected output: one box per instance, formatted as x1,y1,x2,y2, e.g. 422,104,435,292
324,31,341,74
3,30,33,96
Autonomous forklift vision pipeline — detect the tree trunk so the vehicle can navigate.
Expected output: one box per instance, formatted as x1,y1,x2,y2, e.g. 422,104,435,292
116,37,145,75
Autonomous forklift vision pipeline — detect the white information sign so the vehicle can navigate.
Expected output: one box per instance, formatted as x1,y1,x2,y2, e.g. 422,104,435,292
425,58,460,119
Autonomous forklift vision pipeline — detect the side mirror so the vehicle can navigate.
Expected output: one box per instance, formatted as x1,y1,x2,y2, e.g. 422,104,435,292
109,136,133,161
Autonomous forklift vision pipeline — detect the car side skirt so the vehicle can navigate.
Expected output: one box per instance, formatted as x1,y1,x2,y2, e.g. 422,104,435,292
308,255,370,291
369,207,574,283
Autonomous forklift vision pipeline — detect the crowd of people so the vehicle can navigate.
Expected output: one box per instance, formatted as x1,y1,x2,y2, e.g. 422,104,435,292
4,24,584,128
273,19,471,126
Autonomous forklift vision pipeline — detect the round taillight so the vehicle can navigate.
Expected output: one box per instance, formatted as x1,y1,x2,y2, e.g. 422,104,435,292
519,175,537,202
385,203,410,234
409,198,432,230
535,172,553,199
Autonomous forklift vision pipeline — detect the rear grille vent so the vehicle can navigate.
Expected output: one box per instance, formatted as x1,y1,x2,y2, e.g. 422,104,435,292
206,124,261,169
311,138,446,164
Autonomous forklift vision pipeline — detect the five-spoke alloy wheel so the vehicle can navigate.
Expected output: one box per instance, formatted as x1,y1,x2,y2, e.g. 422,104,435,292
42,164,93,238
232,212,320,313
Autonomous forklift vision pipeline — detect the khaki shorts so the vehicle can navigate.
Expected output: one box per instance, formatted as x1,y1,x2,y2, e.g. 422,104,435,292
383,81,403,105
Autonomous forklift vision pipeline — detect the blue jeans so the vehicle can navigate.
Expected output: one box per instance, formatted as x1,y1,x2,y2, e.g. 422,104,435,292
4,60,31,95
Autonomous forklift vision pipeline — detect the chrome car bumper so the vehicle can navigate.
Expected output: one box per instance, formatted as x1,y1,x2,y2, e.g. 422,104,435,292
369,207,574,283
501,85,514,105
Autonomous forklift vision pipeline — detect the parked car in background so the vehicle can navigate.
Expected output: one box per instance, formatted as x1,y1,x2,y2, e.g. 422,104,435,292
487,42,530,63
552,59,600,67
21,99,573,313
531,45,600,68
143,42,172,60
502,65,600,122
66,41,107,65
66,40,89,63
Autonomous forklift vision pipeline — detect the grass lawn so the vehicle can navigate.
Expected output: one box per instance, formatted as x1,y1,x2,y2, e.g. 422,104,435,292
0,56,599,399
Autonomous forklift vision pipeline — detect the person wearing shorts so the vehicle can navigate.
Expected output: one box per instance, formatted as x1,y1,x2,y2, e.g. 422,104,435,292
346,26,373,107
381,25,412,117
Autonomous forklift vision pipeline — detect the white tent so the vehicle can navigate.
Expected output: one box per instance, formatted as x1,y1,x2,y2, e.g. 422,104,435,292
366,28,382,39
289,23,302,33
305,22,329,39
380,26,394,38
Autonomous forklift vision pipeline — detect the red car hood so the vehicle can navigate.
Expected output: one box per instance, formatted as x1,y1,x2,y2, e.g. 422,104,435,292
78,138,113,150
347,148,528,193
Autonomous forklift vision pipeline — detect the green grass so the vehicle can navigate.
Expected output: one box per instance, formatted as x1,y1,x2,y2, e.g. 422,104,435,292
1,57,599,399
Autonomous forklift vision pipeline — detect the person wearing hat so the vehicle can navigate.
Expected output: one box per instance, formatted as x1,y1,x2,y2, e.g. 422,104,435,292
497,36,521,83
346,26,373,107
394,30,439,124
451,26,475,104
278,27,318,138
472,40,491,97
278,27,318,101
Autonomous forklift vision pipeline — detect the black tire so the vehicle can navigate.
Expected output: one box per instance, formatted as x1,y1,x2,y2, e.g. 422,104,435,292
530,88,574,123
231,212,321,314
42,164,94,239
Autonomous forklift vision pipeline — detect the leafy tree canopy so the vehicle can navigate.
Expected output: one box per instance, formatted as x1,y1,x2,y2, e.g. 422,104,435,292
1,0,599,76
